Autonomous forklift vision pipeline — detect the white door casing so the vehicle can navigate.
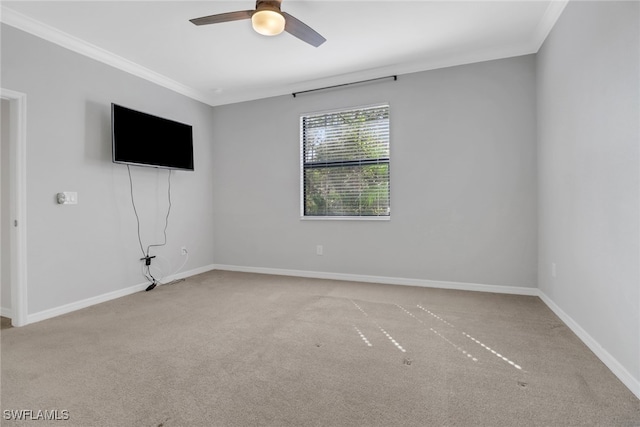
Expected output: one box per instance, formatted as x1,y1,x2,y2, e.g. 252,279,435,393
1,88,28,327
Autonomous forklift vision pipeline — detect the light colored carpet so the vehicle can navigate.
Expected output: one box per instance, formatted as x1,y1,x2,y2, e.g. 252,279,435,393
1,270,639,426
0,317,11,330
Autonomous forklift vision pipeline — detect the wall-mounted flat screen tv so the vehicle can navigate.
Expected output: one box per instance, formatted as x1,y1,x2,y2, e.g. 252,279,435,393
112,103,194,171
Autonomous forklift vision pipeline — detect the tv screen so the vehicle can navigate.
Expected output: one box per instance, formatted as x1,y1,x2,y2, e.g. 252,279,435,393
112,103,194,171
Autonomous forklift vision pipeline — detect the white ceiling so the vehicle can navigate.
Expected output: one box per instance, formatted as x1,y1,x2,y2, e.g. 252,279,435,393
1,1,567,106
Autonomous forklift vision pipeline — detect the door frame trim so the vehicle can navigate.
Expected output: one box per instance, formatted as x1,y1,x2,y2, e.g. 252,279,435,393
1,88,28,327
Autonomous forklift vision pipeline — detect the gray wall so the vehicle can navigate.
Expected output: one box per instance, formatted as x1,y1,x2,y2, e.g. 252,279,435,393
1,98,9,312
537,1,640,382
212,55,537,288
1,25,216,314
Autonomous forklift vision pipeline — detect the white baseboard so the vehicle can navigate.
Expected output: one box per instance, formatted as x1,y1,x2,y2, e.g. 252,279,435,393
169,263,218,282
538,291,640,400
212,264,539,296
26,264,216,325
1,307,13,319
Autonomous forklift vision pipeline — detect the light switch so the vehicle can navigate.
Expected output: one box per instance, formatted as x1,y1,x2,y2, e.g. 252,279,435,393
57,192,78,205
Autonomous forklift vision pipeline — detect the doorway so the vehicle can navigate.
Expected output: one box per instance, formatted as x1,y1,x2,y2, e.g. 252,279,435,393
1,89,27,327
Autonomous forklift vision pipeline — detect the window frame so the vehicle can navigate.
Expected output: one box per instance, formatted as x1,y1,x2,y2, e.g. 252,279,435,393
299,103,391,221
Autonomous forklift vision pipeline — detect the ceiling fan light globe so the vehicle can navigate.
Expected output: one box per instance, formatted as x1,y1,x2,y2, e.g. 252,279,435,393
251,10,285,36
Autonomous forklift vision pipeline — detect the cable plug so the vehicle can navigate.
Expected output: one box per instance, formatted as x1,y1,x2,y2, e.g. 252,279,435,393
140,255,156,266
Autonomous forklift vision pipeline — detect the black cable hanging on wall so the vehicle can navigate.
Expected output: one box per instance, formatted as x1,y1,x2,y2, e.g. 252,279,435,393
127,165,172,291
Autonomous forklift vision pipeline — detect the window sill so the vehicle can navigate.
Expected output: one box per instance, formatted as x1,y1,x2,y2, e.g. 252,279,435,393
300,216,390,221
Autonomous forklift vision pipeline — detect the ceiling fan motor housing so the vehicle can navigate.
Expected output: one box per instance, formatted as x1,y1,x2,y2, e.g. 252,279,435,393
255,0,283,15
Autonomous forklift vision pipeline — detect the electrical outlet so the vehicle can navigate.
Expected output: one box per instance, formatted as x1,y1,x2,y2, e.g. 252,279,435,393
551,262,557,278
316,245,323,256
181,247,188,256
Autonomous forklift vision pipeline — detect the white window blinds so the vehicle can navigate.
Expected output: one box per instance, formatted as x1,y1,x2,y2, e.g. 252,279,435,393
301,104,390,218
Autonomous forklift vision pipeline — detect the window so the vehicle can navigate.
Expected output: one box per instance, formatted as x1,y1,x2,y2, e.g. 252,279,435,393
301,104,390,219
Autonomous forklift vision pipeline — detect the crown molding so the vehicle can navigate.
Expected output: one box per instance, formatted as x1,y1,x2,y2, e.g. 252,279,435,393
206,42,539,106
0,6,217,106
531,0,569,52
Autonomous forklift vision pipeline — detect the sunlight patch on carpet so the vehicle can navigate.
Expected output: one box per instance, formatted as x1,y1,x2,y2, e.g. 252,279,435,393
417,304,455,328
349,299,406,353
395,303,477,362
462,332,522,370
375,323,406,353
353,325,373,347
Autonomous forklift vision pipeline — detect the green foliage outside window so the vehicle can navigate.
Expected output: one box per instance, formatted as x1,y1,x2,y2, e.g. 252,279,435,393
302,105,390,217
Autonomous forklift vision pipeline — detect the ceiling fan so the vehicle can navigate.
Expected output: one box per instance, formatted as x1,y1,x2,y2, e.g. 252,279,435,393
190,0,326,47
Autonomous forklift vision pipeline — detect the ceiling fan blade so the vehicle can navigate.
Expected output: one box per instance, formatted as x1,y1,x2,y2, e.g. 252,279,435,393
190,10,253,26
281,12,326,47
